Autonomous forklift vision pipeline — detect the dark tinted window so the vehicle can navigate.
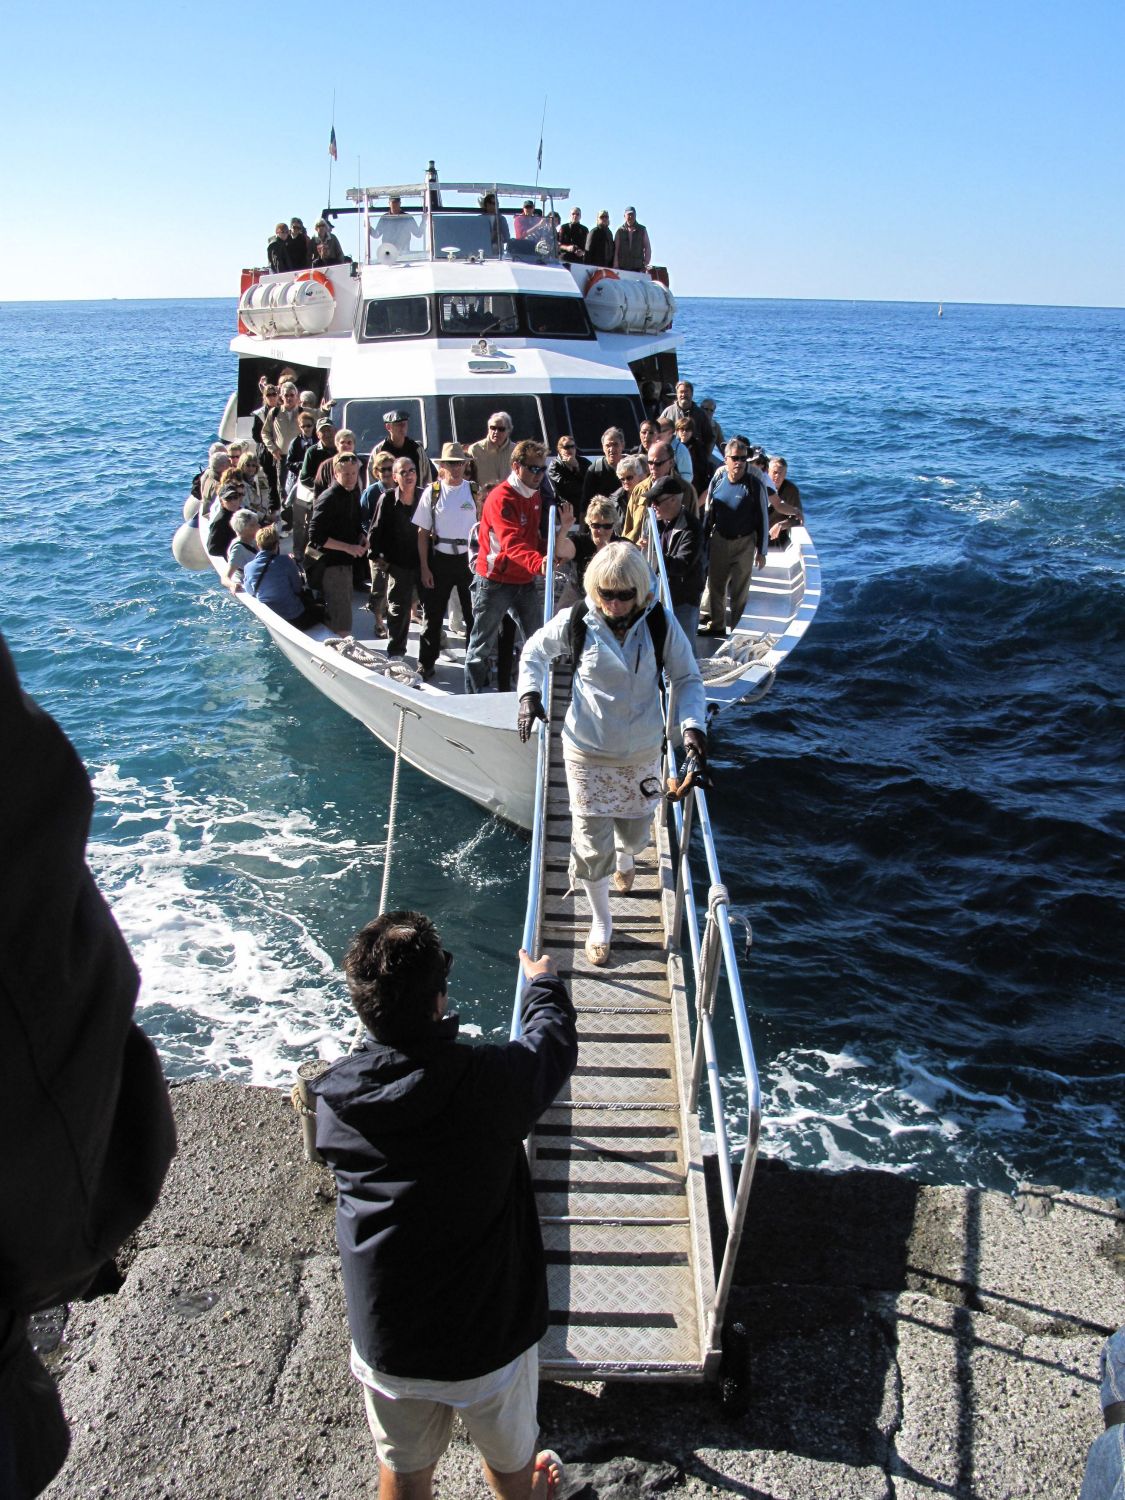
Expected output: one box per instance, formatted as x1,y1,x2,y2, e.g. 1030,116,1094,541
565,395,643,452
439,294,518,336
451,395,545,446
362,298,431,340
342,398,426,453
525,295,593,337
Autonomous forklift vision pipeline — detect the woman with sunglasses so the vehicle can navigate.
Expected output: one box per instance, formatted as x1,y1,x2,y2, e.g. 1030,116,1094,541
516,543,708,966
571,498,621,593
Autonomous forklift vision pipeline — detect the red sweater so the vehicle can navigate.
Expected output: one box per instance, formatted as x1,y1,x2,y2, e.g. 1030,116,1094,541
474,479,544,585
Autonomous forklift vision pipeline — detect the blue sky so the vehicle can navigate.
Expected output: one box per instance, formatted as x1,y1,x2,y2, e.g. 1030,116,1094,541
5,0,1123,305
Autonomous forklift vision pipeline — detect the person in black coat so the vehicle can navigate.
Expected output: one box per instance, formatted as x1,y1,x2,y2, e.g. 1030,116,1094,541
267,222,293,273
287,217,312,270
584,210,614,268
0,632,176,1500
547,436,589,517
312,911,576,1498
650,475,705,639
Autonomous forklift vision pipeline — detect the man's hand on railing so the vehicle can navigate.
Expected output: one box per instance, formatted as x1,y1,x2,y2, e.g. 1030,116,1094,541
519,948,557,979
518,691,548,743
667,728,712,800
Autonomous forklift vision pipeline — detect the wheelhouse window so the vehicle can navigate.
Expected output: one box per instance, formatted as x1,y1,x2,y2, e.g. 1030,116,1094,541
524,295,593,338
565,395,643,452
342,398,426,453
451,395,545,446
438,294,518,337
427,212,494,260
362,297,431,340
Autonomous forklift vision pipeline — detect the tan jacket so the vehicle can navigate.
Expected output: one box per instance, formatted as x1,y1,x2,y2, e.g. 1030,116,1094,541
468,437,514,494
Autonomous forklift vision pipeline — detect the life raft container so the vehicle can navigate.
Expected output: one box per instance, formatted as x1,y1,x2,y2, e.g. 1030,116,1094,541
238,270,336,338
584,269,675,334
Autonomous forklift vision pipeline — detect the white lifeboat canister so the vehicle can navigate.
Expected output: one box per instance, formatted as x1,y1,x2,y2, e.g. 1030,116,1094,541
239,281,279,337
643,280,676,333
237,271,335,337
585,272,666,334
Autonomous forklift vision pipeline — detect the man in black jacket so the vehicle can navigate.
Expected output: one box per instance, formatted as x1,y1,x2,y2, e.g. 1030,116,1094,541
313,912,576,1500
649,476,705,639
0,633,176,1499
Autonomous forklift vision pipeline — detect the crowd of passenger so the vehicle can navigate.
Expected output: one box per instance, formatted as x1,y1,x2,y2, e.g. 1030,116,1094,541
190,374,805,688
265,200,655,272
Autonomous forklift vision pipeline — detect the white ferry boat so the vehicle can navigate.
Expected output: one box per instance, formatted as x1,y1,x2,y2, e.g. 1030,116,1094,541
176,166,820,828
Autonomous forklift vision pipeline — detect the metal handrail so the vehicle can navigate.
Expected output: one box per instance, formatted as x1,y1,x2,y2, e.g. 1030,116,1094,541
510,505,559,1042
644,512,762,1351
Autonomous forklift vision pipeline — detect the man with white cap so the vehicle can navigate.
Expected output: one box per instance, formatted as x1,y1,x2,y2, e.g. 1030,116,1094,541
612,207,651,272
415,444,478,682
372,195,421,255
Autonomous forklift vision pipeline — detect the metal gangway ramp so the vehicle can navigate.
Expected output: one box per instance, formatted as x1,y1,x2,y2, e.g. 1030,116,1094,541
511,515,763,1384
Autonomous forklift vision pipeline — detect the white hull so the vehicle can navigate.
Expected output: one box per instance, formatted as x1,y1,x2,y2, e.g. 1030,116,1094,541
234,581,537,827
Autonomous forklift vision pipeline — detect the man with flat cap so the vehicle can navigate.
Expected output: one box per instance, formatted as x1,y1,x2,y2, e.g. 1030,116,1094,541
372,409,431,485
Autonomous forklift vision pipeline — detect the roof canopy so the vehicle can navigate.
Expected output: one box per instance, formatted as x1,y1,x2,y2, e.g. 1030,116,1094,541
347,182,570,203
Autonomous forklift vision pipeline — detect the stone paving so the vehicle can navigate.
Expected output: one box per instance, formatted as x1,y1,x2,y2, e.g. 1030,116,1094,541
38,1082,1124,1499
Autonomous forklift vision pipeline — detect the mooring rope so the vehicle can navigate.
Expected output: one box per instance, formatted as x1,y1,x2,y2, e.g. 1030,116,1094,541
348,700,410,1052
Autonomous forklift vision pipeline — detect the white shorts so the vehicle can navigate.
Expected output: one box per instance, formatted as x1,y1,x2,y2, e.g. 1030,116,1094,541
354,1343,539,1475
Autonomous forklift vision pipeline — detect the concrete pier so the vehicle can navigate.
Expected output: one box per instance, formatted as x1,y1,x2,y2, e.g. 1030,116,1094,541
39,1081,1123,1499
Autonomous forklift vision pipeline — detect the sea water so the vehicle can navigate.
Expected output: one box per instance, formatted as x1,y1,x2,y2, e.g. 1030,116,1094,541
1,297,1121,1198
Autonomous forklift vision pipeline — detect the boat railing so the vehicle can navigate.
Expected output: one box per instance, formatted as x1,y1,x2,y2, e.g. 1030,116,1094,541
511,504,560,1043
345,177,570,269
644,512,762,1350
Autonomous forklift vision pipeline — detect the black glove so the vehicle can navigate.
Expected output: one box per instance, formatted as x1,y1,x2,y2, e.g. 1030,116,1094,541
681,728,712,789
518,692,547,743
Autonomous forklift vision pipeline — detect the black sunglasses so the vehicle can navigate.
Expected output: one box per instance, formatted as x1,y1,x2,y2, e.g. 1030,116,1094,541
521,463,548,475
597,587,635,602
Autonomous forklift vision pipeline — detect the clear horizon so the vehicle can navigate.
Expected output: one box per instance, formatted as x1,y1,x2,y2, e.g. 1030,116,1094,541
6,0,1123,308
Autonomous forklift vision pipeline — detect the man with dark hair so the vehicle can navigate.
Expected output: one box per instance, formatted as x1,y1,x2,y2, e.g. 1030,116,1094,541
464,440,575,693
312,913,576,1500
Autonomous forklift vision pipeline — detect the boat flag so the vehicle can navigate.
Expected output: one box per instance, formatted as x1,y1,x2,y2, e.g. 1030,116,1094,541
329,126,338,161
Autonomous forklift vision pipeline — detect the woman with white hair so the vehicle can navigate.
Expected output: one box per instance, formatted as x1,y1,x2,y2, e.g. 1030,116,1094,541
516,543,708,965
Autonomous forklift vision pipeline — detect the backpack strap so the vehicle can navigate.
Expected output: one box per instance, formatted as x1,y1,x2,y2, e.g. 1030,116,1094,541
568,597,666,681
567,599,589,663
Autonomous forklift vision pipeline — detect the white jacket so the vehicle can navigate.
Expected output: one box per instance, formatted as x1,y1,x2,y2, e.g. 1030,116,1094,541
518,596,707,760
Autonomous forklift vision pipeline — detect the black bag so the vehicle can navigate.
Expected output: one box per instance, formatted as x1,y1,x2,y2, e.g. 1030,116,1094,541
303,545,329,591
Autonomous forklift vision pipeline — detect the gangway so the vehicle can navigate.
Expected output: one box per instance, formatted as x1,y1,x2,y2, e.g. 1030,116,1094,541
511,515,762,1382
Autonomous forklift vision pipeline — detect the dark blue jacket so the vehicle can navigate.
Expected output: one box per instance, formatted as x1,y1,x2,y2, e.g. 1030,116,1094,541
312,975,576,1381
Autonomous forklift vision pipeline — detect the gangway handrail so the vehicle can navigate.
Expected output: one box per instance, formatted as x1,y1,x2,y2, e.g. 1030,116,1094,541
644,513,763,1353
511,505,559,1042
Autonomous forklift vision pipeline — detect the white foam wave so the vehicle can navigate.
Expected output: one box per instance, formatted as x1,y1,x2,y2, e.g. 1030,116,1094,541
87,766,362,1087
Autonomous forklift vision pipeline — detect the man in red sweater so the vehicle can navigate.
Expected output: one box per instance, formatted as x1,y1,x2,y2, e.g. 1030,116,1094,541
464,440,574,693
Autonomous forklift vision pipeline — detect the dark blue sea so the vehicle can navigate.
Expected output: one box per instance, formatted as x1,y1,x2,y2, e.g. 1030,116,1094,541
1,297,1122,1198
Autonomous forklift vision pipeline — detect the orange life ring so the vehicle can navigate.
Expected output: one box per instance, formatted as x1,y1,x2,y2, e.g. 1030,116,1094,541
584,268,619,296
295,270,335,296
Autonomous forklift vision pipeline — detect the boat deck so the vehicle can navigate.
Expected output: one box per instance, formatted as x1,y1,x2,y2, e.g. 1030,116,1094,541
528,668,719,1381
